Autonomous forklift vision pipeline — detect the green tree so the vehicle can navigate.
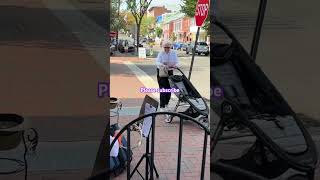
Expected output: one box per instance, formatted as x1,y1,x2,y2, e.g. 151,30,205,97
127,0,154,52
111,0,126,48
110,0,125,31
155,27,163,38
124,12,136,29
140,16,156,37
180,0,210,31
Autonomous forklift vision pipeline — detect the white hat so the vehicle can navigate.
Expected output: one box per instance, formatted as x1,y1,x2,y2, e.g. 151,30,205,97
163,41,171,48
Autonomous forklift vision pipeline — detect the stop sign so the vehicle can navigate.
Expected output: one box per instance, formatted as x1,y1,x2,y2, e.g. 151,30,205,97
195,0,210,27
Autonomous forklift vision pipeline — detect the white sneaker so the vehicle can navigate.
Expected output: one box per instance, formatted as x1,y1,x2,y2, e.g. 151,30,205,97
165,115,172,123
164,106,172,123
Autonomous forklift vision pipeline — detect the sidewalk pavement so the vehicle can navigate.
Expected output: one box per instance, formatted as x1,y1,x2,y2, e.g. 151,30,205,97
110,57,210,179
112,116,210,180
110,56,185,109
110,56,181,116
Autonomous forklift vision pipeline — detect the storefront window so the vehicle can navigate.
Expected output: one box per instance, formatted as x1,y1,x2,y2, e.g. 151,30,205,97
190,18,195,26
174,20,182,32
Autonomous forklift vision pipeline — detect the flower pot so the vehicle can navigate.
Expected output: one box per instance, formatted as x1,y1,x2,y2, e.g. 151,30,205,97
0,114,24,151
110,97,119,110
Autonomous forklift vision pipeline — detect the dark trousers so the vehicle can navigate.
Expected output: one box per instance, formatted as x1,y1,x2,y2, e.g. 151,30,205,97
157,68,173,108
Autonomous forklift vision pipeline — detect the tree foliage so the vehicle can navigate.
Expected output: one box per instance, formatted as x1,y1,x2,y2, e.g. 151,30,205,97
127,0,154,52
110,0,126,32
126,0,153,24
155,27,163,38
140,16,156,37
180,0,210,31
121,12,136,31
180,0,197,17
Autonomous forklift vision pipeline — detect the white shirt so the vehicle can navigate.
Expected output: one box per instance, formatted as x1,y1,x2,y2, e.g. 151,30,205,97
110,136,119,157
156,50,179,69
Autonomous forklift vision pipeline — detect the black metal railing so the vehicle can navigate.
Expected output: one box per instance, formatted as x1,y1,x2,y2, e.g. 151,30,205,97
89,111,209,180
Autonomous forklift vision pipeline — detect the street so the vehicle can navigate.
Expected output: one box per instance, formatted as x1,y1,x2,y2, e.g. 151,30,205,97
112,38,210,99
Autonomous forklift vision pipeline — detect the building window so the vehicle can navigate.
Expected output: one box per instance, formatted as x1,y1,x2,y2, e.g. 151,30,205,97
190,18,195,26
174,20,182,32
163,24,169,31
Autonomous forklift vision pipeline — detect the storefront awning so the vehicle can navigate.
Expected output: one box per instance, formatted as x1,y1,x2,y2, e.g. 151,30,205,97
110,32,118,37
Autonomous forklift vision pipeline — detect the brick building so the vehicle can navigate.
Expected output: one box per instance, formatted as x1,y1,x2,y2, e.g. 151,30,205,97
147,6,171,18
161,12,209,43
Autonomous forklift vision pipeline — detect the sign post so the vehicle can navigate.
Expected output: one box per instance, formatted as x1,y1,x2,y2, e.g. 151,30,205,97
139,47,147,59
188,0,210,80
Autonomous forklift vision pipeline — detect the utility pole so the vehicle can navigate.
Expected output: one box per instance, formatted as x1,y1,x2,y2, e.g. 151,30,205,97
188,27,200,80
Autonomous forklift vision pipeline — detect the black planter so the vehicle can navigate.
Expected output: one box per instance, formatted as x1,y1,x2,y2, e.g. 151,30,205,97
0,114,38,180
0,114,24,151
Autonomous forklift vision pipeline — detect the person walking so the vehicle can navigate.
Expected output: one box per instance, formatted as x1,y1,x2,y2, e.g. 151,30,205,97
156,41,179,122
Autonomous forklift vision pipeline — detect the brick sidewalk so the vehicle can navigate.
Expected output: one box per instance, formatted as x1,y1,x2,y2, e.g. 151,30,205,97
111,115,210,180
111,55,154,62
110,57,155,107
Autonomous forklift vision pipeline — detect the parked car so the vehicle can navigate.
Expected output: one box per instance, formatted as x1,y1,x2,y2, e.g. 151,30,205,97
181,43,189,51
141,38,147,43
133,39,143,47
118,40,135,53
186,42,209,56
177,42,184,50
110,44,116,56
171,42,184,50
148,38,155,43
111,38,117,46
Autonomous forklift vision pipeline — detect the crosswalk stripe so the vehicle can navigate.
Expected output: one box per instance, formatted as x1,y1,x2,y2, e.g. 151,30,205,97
123,61,178,103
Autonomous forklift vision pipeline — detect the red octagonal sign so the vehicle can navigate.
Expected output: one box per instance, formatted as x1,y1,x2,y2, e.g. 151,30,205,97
195,0,210,27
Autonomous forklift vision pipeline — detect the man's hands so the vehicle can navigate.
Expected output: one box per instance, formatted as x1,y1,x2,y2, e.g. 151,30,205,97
167,65,178,71
160,63,178,70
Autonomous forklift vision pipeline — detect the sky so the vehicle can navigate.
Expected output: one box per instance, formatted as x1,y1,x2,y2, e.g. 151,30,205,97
120,0,183,12
149,0,183,11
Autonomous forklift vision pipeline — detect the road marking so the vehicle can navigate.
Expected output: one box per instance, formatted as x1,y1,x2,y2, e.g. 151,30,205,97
123,61,178,103
123,61,159,99
42,0,107,72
